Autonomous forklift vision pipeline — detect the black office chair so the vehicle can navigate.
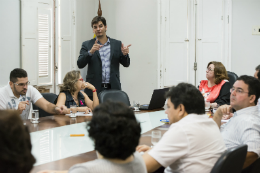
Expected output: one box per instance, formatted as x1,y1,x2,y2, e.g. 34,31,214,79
33,93,58,117
227,71,238,88
241,158,260,173
98,90,130,106
210,144,248,173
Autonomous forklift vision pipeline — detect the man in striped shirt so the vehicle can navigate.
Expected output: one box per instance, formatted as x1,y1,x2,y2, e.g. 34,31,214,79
213,75,260,169
77,16,131,100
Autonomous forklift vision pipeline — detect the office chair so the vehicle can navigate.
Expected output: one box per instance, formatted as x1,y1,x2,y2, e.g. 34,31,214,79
33,93,58,117
98,90,130,106
210,144,248,173
227,71,238,88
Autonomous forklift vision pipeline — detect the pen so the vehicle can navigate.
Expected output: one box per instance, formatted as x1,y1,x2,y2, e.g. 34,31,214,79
70,134,85,137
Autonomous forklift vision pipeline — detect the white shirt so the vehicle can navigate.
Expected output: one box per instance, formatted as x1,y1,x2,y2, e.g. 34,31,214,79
221,106,260,157
149,114,226,173
0,83,42,119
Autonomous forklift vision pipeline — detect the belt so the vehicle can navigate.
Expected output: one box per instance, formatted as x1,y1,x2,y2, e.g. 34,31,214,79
101,83,111,89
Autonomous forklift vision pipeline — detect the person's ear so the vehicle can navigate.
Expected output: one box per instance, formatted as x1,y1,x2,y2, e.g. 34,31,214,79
249,95,256,104
178,104,186,117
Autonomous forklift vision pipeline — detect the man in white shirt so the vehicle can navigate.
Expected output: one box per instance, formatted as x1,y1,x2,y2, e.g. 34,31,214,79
137,83,226,173
213,75,260,169
0,68,67,119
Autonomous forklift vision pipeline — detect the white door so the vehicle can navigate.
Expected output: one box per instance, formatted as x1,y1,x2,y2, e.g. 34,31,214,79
58,0,76,84
163,0,190,87
195,0,224,85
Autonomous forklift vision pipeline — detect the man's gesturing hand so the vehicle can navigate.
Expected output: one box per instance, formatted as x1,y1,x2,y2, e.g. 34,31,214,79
18,101,29,114
121,43,131,56
90,39,103,54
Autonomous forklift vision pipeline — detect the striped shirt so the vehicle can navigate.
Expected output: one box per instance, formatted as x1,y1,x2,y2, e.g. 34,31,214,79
98,38,111,83
88,38,111,83
221,106,260,156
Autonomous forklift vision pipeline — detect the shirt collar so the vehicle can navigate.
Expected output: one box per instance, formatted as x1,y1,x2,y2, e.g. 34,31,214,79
96,36,110,46
233,106,259,117
6,82,17,98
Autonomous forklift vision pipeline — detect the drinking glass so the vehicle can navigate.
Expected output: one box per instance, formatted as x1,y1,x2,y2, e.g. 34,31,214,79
151,130,161,146
31,110,39,124
70,118,77,124
133,101,140,111
205,100,210,111
70,105,77,118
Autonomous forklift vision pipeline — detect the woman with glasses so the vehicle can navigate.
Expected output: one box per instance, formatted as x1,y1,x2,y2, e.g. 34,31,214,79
55,70,99,113
199,61,231,108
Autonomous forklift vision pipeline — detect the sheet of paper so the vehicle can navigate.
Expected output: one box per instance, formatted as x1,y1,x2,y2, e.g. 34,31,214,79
221,119,229,123
66,112,93,116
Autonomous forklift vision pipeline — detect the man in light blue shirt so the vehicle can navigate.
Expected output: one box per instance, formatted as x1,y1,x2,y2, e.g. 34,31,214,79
213,75,260,169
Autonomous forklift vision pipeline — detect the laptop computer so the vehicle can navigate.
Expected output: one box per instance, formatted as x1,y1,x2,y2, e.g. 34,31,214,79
139,88,169,110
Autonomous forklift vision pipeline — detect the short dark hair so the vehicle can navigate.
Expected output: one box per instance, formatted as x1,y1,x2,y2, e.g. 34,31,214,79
87,101,141,160
10,68,27,83
255,65,260,79
237,75,260,105
0,110,35,173
166,83,205,114
91,16,107,27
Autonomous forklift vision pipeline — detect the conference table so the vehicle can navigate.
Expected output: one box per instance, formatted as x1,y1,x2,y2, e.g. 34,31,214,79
26,108,170,173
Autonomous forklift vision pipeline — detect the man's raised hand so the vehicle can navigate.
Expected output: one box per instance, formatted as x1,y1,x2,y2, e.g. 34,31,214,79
90,39,103,54
18,101,29,114
121,43,131,56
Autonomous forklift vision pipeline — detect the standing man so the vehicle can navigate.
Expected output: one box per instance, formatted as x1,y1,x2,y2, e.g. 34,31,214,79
77,16,131,99
0,68,67,119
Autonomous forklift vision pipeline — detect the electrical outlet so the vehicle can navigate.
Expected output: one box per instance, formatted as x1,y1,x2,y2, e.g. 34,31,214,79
252,26,260,35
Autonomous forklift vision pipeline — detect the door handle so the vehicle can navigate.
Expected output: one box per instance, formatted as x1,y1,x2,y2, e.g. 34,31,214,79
184,39,189,42
198,39,202,41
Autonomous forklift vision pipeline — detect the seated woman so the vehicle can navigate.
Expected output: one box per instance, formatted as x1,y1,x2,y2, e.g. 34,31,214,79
68,101,146,173
199,61,231,107
55,70,99,113
0,110,36,173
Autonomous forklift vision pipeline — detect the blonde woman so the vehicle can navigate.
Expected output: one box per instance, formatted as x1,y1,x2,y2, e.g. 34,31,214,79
55,70,99,113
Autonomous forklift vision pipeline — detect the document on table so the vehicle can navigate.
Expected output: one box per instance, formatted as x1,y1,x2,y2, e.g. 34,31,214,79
221,119,229,123
66,112,93,116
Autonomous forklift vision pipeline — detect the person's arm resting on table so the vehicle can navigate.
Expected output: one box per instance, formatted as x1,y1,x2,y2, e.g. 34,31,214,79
136,145,162,172
243,152,258,169
35,97,67,115
137,126,189,172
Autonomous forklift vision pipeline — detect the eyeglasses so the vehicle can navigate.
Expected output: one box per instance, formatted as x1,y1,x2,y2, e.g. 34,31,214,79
230,88,249,94
14,81,30,87
206,67,214,72
79,78,84,82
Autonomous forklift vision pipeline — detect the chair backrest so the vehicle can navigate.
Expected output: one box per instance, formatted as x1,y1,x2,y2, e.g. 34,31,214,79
33,93,58,117
98,90,130,106
241,157,260,173
227,71,238,88
210,144,248,173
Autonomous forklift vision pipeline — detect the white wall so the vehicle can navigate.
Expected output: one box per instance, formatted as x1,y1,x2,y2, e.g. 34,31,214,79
93,0,159,104
231,0,260,77
76,0,95,80
0,0,21,86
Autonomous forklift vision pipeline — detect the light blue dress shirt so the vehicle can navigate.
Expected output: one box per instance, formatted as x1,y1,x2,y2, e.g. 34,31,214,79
221,106,260,156
88,38,111,83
